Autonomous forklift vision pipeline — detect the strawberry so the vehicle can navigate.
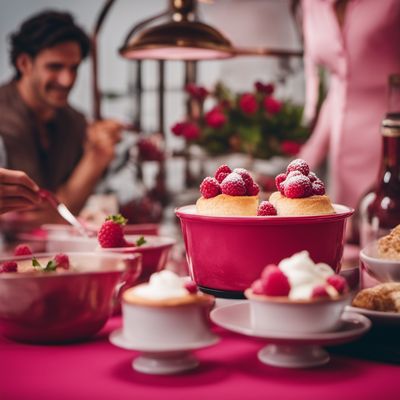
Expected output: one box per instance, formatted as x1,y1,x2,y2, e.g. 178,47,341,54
14,244,32,256
0,261,18,273
200,177,221,199
98,214,128,248
257,201,277,216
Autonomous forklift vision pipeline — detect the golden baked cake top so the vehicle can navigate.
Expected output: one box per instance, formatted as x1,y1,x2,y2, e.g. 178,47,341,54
123,270,214,307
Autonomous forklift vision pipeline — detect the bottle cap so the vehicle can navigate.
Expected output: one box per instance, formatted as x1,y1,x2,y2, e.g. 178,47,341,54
382,117,400,137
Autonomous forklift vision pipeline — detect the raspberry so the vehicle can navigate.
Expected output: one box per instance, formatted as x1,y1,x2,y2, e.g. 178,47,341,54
14,244,33,256
312,179,326,195
215,172,229,184
1,261,18,273
286,159,310,176
311,285,330,299
233,168,254,192
53,253,70,270
308,172,318,182
184,280,198,294
327,275,348,294
214,165,232,183
98,214,127,248
251,279,264,295
248,182,260,196
285,171,302,179
284,175,313,198
261,268,291,296
261,264,279,279
257,201,277,216
200,177,221,198
275,173,286,193
220,173,246,196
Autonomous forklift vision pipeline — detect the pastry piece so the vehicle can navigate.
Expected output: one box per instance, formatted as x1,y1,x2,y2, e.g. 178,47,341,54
196,194,258,216
352,282,400,312
378,224,400,260
269,191,335,217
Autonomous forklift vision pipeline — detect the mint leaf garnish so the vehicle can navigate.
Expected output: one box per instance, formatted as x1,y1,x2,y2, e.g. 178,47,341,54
43,260,57,272
135,236,146,247
32,258,42,269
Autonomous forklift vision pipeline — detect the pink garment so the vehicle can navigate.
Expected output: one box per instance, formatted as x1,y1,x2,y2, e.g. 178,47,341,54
300,0,400,209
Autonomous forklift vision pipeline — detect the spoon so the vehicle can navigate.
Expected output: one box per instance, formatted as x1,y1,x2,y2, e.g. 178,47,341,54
39,189,93,237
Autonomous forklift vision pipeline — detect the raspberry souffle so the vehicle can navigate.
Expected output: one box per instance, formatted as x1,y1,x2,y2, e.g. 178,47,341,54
269,159,335,216
196,165,260,216
245,251,350,333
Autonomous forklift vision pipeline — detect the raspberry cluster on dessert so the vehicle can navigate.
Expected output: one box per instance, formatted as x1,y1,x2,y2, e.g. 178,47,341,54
0,244,71,273
196,165,260,216
97,214,146,248
245,251,348,301
268,159,335,216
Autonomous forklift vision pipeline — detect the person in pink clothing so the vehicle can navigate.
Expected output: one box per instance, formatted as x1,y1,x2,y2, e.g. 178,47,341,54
299,0,400,210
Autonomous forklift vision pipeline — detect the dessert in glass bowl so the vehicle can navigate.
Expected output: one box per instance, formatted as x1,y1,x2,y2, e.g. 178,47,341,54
245,251,350,333
121,270,215,346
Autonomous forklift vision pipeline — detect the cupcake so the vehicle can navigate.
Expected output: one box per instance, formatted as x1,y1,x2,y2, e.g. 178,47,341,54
122,270,214,345
245,251,350,333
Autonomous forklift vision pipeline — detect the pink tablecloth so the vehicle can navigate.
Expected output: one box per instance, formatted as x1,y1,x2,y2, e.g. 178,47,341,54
1,317,399,400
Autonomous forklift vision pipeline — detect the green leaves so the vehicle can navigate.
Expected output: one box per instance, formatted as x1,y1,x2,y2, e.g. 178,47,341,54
32,258,57,272
135,236,146,247
105,214,127,226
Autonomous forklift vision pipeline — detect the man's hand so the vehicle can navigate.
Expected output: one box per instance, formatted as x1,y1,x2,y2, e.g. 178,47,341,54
0,168,41,214
85,119,123,168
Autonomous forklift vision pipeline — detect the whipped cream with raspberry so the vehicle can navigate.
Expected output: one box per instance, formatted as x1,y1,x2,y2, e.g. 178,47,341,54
131,270,190,299
278,251,334,300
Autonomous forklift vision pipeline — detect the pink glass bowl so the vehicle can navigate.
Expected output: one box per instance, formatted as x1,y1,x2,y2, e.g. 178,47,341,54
175,204,354,298
0,252,141,343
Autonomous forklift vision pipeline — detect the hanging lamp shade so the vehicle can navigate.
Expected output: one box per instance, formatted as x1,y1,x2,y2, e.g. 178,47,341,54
119,0,234,60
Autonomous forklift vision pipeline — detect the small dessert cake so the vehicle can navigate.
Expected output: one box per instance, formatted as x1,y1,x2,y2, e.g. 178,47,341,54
245,251,349,333
269,159,335,216
246,251,348,301
123,270,213,307
196,165,260,216
122,270,215,345
378,224,400,260
352,282,400,312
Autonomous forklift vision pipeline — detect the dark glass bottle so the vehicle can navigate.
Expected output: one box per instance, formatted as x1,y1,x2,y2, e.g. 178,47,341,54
359,74,400,247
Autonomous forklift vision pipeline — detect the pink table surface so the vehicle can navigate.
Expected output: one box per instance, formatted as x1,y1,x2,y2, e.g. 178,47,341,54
1,317,400,400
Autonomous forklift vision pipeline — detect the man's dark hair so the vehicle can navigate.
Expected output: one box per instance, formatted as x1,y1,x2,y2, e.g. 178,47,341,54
9,10,91,79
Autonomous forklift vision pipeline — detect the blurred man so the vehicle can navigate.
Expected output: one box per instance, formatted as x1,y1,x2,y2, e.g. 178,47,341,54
0,10,122,224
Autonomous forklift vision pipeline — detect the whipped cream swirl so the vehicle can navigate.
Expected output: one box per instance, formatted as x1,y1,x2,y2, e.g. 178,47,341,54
278,251,334,300
132,270,189,299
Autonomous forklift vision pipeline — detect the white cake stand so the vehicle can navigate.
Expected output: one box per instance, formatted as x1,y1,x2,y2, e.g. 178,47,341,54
110,329,219,375
211,302,371,368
